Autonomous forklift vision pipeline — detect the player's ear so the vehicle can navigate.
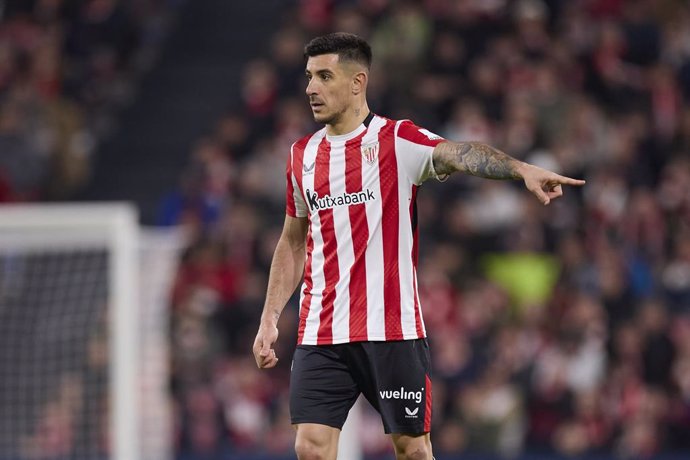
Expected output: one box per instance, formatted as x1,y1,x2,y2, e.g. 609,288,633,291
352,71,367,96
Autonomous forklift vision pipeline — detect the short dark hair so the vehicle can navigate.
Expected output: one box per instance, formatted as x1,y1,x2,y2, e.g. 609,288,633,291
304,32,372,69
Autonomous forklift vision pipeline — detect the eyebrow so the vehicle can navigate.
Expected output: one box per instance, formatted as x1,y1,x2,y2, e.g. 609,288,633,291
305,69,335,76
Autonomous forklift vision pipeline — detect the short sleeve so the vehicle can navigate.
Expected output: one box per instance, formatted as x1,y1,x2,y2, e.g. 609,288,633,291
395,120,447,185
286,145,307,217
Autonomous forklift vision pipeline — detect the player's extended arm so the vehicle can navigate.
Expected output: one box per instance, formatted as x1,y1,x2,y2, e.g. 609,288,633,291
432,141,585,205
253,214,308,369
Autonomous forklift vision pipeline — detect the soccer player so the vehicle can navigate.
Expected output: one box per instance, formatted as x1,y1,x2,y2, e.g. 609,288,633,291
252,32,585,460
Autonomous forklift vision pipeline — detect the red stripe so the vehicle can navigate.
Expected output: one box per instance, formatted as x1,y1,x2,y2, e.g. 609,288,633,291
424,374,433,432
378,122,402,340
397,120,446,147
315,138,338,345
410,185,423,338
345,136,368,341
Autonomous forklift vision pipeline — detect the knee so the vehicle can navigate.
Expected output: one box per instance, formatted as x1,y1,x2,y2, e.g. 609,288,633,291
294,424,339,460
395,441,432,460
294,437,330,460
402,446,431,460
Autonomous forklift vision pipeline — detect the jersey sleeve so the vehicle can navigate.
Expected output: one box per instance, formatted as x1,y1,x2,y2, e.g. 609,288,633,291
395,120,447,185
286,144,308,217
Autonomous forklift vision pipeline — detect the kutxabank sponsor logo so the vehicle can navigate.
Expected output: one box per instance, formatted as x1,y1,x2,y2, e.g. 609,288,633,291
306,188,375,211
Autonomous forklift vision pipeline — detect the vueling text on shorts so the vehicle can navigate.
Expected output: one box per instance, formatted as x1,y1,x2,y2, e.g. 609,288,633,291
379,387,423,404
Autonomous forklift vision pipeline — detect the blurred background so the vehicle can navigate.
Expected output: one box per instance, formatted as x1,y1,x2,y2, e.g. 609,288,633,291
1,0,690,459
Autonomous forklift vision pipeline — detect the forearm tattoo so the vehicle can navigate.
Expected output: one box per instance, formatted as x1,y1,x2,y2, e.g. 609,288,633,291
434,141,523,180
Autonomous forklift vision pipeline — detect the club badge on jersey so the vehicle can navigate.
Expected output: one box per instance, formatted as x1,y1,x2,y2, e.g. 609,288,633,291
361,142,379,165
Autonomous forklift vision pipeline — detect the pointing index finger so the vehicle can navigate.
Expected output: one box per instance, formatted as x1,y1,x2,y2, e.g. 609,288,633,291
555,175,586,186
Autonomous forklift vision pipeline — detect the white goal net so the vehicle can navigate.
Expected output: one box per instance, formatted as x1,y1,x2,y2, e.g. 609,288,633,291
0,204,180,460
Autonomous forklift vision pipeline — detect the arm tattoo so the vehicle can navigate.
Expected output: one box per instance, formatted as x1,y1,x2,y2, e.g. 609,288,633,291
434,141,523,180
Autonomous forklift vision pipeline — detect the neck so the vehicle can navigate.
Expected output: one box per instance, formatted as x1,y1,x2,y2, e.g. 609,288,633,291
326,102,370,136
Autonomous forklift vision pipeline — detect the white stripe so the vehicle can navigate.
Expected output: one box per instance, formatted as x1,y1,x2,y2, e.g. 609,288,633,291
395,122,417,339
362,117,387,340
329,141,352,343
394,122,419,339
291,177,307,217
300,131,326,344
413,269,426,336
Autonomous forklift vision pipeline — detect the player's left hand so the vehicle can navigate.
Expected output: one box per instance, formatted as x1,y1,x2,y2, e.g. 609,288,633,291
519,163,585,205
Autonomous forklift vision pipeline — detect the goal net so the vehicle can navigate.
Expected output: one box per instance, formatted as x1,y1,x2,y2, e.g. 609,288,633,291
0,204,180,460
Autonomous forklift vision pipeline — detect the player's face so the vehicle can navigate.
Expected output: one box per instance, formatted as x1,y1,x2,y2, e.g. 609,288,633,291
305,54,355,126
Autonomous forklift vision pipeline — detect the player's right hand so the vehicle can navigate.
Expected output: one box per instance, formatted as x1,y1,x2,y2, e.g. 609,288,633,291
253,323,279,369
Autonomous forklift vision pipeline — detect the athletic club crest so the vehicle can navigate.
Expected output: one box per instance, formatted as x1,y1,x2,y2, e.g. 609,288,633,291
361,142,379,165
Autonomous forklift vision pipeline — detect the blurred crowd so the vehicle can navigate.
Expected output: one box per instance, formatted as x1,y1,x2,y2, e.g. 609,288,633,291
0,1,180,458
166,0,690,458
5,0,690,458
0,0,179,201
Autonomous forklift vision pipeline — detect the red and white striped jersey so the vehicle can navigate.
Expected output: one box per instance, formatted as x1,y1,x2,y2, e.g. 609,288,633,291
285,114,446,345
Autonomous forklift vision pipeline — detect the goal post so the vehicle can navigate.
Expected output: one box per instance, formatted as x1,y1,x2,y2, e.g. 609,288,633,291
0,203,176,460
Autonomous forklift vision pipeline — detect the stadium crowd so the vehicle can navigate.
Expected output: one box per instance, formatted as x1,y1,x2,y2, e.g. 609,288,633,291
0,0,178,202
166,0,690,458
0,0,180,458
3,0,690,459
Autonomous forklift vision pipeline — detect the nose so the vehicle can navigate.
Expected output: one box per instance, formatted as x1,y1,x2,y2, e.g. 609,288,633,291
305,78,318,96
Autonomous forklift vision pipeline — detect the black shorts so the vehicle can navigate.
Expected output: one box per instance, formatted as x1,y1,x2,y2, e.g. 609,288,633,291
289,339,432,434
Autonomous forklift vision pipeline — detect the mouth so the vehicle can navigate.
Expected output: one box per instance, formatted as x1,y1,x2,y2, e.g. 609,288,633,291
310,101,324,110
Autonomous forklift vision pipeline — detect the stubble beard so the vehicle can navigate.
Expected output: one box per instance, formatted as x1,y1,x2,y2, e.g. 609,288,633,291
313,104,348,127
